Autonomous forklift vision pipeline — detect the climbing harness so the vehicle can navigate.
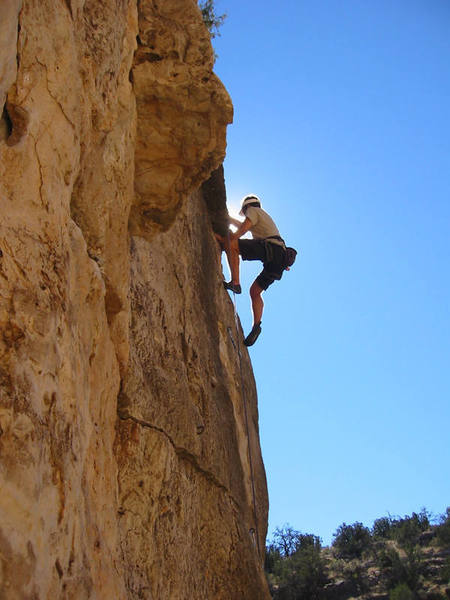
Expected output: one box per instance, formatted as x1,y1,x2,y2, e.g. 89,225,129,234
230,289,262,560
264,236,298,271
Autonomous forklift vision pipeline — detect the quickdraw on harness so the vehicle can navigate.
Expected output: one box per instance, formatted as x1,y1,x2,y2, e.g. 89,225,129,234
264,235,298,270
263,236,298,281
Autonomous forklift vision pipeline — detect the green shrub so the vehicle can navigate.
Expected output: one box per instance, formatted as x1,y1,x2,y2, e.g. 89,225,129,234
373,516,394,539
389,582,414,600
440,556,450,585
266,526,326,600
198,0,226,38
333,558,370,596
296,533,322,552
265,543,282,574
273,544,327,600
392,510,430,548
372,509,431,548
332,522,372,559
435,508,450,547
378,546,426,592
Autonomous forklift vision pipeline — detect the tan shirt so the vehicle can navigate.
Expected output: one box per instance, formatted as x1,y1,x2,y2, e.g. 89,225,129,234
245,207,284,247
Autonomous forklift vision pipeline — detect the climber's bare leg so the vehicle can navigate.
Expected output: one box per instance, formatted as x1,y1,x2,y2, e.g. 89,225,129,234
216,233,241,285
249,280,264,325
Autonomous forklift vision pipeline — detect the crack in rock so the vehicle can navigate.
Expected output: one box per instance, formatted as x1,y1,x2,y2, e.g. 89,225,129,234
118,412,237,502
35,57,76,131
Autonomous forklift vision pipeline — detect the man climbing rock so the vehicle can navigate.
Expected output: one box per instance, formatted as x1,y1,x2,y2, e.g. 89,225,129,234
216,195,295,347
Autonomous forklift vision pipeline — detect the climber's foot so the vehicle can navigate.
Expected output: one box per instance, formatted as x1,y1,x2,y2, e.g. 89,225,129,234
244,322,262,347
223,281,242,294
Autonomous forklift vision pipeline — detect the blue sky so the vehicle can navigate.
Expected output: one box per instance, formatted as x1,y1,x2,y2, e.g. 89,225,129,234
211,1,450,545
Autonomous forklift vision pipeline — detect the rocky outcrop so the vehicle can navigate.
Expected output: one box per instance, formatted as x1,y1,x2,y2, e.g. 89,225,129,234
0,1,269,598
130,1,232,239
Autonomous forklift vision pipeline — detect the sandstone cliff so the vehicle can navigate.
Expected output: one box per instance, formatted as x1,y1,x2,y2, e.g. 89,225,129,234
0,1,270,598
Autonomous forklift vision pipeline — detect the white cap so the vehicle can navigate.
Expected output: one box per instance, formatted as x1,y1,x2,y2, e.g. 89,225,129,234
239,195,261,215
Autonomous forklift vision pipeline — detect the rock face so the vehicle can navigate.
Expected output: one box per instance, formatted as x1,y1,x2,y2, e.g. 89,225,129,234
117,188,269,599
0,1,270,599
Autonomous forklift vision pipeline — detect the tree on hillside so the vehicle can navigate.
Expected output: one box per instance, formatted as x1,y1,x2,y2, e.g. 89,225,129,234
436,507,450,546
332,522,372,560
272,525,303,557
266,526,327,600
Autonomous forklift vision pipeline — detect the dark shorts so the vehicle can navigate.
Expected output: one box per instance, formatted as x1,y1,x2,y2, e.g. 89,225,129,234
238,239,286,290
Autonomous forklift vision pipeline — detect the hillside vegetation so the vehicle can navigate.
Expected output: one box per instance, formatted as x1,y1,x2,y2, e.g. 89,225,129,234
265,509,450,600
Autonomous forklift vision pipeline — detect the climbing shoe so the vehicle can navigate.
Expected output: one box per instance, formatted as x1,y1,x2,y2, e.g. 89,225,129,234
244,322,262,347
223,281,242,294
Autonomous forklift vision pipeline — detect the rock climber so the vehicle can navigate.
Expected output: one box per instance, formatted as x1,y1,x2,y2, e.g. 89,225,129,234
216,195,294,347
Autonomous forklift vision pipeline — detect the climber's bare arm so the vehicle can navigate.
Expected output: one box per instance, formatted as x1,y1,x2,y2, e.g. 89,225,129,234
228,216,242,228
230,217,252,240
215,218,252,248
